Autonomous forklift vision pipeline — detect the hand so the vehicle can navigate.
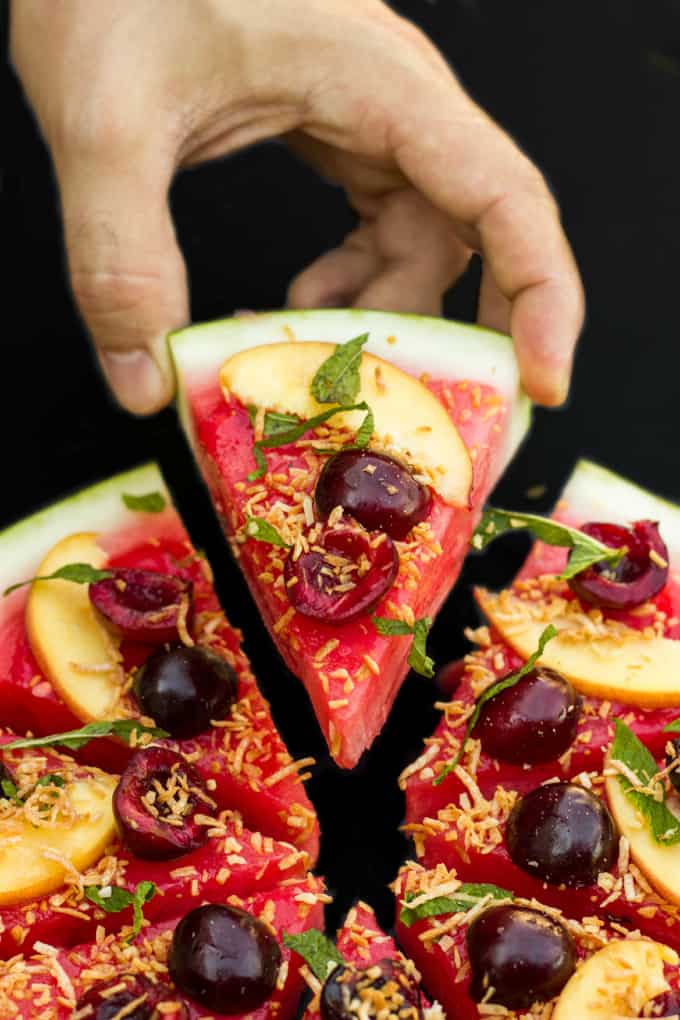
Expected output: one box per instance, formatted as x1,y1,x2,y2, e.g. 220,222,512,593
11,0,584,414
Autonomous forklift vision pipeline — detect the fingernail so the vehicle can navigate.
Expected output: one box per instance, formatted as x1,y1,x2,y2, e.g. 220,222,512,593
100,349,167,415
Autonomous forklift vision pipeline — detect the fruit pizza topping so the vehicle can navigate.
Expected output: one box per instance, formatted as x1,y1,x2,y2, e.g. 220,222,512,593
506,781,618,886
168,903,282,1012
284,525,399,625
466,903,577,1009
133,645,239,739
568,520,669,610
320,958,423,1020
89,568,193,645
113,747,216,860
74,973,187,1020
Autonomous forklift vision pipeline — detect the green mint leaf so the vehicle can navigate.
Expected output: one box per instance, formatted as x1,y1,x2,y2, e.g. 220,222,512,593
85,881,157,941
472,509,627,580
2,719,167,753
310,333,369,405
434,624,557,786
258,402,371,450
0,778,21,803
400,883,512,926
247,406,302,438
353,405,375,449
35,773,66,789
664,719,680,734
611,720,680,845
122,491,167,513
247,445,268,482
4,563,113,597
283,929,345,981
372,616,435,678
245,517,291,548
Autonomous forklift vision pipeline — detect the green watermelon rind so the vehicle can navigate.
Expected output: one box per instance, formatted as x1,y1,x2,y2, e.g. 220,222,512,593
0,463,169,597
168,309,532,483
563,459,680,564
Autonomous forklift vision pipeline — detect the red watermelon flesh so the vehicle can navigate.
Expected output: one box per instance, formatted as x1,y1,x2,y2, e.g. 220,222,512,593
0,498,319,858
0,877,326,1020
392,863,680,1020
185,372,514,770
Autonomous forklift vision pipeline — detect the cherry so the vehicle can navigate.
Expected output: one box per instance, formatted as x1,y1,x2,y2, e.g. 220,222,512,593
284,524,398,624
321,958,423,1020
134,646,238,739
113,747,213,860
467,904,576,1009
90,568,193,644
168,904,281,1013
568,520,668,610
647,991,680,1017
315,450,431,541
507,782,617,886
74,975,187,1020
435,659,466,697
666,737,680,793
474,667,582,764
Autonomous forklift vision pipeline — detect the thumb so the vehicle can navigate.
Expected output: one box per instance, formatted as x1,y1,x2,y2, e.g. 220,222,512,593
54,144,187,414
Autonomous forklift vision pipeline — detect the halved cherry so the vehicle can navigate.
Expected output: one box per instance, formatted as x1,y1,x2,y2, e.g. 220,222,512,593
321,958,423,1020
284,524,399,624
75,974,188,1019
113,747,214,860
568,520,668,610
89,568,193,644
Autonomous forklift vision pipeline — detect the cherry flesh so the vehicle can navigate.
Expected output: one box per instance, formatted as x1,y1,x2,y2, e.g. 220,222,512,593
90,568,193,644
321,958,423,1020
568,520,668,610
168,903,281,1013
315,450,431,541
134,646,238,739
474,667,582,764
647,992,680,1017
467,904,576,1009
113,747,213,860
507,781,617,886
75,975,187,1020
284,524,399,624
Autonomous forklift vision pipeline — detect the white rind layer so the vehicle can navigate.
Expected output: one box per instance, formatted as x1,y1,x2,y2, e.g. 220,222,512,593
0,463,169,595
169,309,531,481
563,459,680,565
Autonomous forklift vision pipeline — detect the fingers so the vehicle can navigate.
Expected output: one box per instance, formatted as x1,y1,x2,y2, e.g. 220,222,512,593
288,235,381,308
477,262,511,335
392,85,584,405
53,144,187,414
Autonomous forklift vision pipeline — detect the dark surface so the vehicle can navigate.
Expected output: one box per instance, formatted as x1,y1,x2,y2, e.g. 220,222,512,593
3,2,680,933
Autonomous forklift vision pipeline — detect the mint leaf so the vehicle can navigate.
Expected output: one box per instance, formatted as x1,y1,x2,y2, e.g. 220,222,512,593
4,563,113,597
611,720,680,845
283,929,345,981
664,719,680,734
310,334,369,405
372,615,435,678
122,491,167,513
247,406,301,438
472,509,627,581
247,445,268,482
2,719,167,753
35,774,66,789
85,881,157,941
400,883,512,926
353,404,375,449
245,517,290,548
434,624,557,785
0,778,21,803
258,402,372,450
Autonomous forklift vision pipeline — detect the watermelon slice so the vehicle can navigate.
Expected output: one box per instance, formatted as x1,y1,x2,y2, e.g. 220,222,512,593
0,463,319,857
0,876,326,1019
392,861,680,1020
169,310,530,767
403,459,680,825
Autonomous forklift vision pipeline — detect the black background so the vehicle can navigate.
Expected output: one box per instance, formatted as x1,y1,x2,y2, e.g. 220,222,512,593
3,1,680,932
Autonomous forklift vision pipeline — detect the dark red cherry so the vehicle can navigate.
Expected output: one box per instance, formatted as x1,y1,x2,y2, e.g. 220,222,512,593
284,524,398,624
474,667,582,764
74,975,188,1019
667,737,680,794
507,781,617,886
647,991,680,1017
467,904,576,1009
113,747,214,860
168,904,281,1013
90,568,193,644
435,659,466,697
134,646,238,739
321,958,423,1020
315,450,431,540
568,520,668,610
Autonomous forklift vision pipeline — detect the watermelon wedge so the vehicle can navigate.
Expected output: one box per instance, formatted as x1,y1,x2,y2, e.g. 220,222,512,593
403,459,680,825
169,310,530,767
0,463,319,857
392,861,680,1019
0,876,327,1019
